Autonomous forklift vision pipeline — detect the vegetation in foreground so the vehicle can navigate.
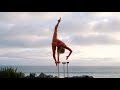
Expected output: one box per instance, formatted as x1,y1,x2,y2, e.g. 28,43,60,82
0,67,93,78
0,67,25,78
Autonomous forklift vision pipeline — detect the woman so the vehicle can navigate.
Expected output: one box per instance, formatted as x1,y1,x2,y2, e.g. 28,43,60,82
52,17,72,66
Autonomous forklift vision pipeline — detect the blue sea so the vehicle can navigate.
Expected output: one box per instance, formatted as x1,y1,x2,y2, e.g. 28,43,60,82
0,66,120,78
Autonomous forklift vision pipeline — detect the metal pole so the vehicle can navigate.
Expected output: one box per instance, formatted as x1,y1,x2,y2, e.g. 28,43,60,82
62,62,66,78
58,63,59,78
67,62,69,77
63,64,65,78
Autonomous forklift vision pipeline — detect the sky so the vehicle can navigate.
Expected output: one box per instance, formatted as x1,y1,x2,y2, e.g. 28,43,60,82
0,12,120,66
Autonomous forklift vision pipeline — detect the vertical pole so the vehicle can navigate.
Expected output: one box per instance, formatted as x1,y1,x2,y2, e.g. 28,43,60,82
67,62,69,78
63,63,65,78
58,63,59,78
62,62,66,78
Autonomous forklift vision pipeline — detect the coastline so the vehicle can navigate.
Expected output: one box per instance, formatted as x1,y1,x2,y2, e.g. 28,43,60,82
24,72,94,78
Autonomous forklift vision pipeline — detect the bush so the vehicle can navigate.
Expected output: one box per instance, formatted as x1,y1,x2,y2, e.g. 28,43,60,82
0,67,25,78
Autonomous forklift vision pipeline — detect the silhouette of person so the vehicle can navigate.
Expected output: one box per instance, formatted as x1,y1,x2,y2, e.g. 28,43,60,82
52,17,72,66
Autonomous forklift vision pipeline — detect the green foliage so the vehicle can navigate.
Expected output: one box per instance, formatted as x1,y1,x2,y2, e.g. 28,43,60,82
0,67,25,78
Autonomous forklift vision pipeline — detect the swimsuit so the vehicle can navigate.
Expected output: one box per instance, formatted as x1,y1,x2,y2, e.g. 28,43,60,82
52,39,65,47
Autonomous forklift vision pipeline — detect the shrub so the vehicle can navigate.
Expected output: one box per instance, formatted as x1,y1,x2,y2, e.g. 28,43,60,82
0,67,25,78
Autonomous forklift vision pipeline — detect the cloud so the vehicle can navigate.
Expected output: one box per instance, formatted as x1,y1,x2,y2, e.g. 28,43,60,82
0,12,72,48
69,34,120,46
0,36,51,48
0,48,53,66
92,18,120,33
1,12,120,48
0,12,71,23
69,58,120,66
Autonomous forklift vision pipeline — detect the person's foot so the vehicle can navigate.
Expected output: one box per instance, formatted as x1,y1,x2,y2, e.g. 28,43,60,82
58,17,61,22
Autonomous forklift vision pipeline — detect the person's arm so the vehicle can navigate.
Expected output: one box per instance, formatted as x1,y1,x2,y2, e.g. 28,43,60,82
64,46,72,60
57,51,60,62
52,44,57,66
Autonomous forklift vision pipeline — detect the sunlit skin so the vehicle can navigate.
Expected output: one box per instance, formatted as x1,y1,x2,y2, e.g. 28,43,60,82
52,17,72,66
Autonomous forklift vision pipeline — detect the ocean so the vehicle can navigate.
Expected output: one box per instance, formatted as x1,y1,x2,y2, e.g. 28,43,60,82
0,66,120,78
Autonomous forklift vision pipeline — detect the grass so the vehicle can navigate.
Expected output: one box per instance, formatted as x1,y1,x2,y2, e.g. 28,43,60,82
0,67,25,78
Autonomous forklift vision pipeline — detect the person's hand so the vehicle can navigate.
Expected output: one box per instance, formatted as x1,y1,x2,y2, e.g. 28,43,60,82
55,61,60,66
66,56,69,60
58,17,61,23
57,61,60,64
55,61,57,66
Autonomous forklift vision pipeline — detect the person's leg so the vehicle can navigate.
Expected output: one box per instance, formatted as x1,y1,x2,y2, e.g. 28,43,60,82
52,18,61,41
52,28,58,41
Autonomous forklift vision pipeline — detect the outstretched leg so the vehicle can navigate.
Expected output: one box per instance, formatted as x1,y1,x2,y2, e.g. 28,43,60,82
52,26,58,41
52,17,61,42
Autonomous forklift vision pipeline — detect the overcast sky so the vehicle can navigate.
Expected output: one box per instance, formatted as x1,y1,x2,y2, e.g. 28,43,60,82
0,12,120,66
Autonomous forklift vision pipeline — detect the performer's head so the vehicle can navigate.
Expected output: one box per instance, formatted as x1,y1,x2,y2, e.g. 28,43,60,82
57,46,65,54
